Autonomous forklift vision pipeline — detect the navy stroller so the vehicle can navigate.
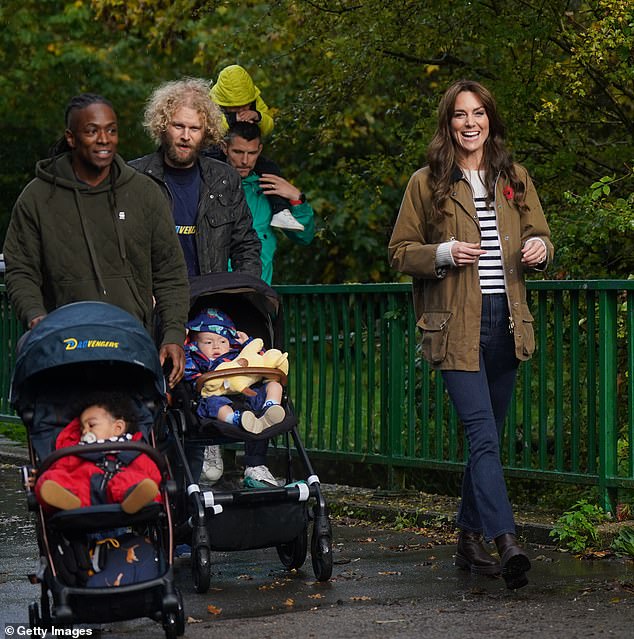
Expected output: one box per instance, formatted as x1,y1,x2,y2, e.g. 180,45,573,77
11,302,184,637
166,272,333,592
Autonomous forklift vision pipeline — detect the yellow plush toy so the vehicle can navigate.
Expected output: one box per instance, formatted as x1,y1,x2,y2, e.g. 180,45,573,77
199,338,289,398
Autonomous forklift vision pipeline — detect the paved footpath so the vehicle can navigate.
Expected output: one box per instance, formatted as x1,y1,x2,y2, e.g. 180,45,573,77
2,438,634,638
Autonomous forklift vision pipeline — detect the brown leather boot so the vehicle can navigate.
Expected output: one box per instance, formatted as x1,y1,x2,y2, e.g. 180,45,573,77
495,533,531,589
455,529,501,575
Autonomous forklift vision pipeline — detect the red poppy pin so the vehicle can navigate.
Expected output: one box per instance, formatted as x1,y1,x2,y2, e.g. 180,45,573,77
503,185,514,200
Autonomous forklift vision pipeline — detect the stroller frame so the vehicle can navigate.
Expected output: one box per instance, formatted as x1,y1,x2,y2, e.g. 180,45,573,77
11,301,186,637
165,272,333,592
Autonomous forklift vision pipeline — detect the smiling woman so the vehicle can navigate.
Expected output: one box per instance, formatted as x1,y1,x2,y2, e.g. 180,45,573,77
450,91,490,170
389,79,554,591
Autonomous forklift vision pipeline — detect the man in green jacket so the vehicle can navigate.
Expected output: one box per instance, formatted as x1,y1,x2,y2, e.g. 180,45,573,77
221,122,315,284
3,93,189,386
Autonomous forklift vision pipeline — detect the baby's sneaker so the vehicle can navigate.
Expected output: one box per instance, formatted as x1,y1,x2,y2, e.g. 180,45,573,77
241,411,264,434
121,478,159,514
270,209,305,231
39,480,81,510
259,403,285,429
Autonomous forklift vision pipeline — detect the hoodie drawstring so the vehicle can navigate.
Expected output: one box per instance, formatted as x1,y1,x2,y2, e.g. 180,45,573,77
74,188,108,296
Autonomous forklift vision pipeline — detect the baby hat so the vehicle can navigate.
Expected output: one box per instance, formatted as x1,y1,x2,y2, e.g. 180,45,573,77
186,308,241,347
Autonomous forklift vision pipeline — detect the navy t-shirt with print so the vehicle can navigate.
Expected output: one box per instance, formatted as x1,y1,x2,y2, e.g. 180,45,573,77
164,163,200,277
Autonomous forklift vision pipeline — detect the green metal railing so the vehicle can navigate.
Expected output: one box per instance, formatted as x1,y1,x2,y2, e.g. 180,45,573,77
2,281,633,511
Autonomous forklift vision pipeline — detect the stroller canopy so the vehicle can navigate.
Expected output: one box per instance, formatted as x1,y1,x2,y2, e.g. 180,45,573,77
11,301,166,409
188,272,283,350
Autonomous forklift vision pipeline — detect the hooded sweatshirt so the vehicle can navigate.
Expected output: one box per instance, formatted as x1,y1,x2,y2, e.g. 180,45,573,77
210,65,274,137
3,153,189,345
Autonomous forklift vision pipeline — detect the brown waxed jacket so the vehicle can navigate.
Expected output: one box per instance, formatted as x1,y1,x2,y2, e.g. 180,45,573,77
388,164,554,371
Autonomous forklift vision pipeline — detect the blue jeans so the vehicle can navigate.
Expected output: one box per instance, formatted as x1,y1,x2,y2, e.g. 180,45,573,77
441,294,519,541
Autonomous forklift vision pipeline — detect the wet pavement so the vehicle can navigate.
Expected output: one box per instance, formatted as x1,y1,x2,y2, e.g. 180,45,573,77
1,457,634,638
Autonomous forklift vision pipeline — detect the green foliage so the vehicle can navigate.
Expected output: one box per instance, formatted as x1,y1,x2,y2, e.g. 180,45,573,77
611,527,634,557
2,0,633,282
0,421,27,445
549,170,634,278
549,499,610,552
0,0,212,238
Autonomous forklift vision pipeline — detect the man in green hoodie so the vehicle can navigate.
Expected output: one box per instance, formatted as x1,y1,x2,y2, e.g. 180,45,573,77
3,93,189,386
221,122,315,284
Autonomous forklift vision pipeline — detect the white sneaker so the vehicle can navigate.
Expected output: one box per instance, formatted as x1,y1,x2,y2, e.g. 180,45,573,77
270,209,305,231
202,445,223,483
243,465,282,487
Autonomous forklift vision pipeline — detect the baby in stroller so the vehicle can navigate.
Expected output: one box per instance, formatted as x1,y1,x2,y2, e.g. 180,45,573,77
35,391,162,513
184,308,287,434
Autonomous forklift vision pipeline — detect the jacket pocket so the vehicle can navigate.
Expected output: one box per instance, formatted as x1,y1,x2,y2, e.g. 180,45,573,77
519,303,535,357
417,311,452,365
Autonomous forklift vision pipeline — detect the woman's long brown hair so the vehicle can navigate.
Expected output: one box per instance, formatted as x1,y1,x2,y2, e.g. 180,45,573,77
427,80,527,217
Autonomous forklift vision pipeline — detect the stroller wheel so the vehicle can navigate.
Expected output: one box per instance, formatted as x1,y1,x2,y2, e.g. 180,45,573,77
163,589,185,639
311,531,333,582
28,602,41,630
276,526,308,570
192,545,211,593
175,589,185,636
163,612,178,639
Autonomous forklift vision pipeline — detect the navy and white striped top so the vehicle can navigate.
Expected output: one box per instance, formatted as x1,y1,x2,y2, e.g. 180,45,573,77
466,170,505,294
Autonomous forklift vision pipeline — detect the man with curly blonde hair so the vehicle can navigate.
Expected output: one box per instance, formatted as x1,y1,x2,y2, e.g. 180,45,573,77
130,77,261,278
130,78,261,485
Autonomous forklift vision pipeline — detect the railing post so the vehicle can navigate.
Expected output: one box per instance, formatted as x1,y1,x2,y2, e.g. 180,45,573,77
386,294,406,490
598,288,618,514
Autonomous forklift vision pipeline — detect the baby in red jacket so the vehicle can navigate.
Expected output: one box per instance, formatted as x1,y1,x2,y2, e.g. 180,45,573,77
35,392,161,514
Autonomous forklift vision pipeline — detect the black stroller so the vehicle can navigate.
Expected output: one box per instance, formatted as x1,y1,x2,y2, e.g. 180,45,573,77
165,272,333,592
11,301,184,637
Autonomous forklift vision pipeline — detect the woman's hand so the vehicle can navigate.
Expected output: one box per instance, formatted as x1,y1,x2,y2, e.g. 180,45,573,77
521,239,547,267
451,242,486,266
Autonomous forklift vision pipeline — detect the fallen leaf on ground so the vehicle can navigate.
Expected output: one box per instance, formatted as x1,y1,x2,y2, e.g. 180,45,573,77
186,617,202,624
378,571,401,576
350,595,372,601
283,598,295,607
308,593,324,599
207,605,222,615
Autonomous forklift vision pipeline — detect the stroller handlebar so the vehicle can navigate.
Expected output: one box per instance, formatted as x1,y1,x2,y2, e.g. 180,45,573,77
35,440,169,477
194,367,288,395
